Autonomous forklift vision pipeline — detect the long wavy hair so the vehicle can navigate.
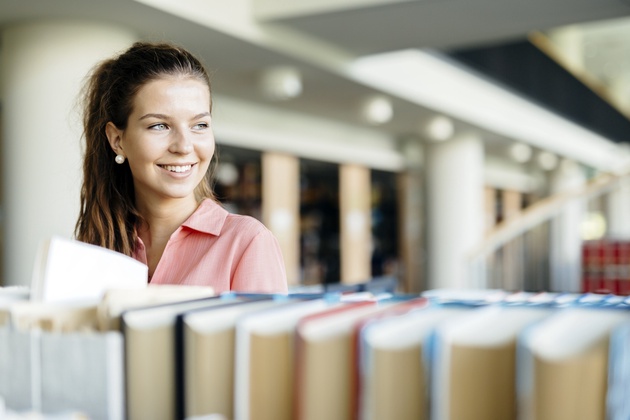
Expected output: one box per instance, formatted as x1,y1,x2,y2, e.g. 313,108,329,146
74,41,217,256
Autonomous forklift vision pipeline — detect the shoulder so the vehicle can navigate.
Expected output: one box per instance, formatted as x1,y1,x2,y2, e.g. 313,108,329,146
223,212,270,238
189,199,275,245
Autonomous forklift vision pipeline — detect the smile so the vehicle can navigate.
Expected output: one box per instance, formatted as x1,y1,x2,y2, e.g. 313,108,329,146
159,164,194,173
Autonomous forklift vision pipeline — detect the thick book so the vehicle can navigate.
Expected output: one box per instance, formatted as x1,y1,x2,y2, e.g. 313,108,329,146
233,297,339,420
518,307,630,420
294,300,385,420
356,304,469,420
31,236,148,304
39,330,125,420
432,304,554,420
177,297,284,420
0,301,124,420
349,296,429,419
121,295,242,420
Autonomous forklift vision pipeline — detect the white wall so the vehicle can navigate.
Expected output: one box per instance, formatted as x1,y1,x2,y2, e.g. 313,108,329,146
0,20,136,286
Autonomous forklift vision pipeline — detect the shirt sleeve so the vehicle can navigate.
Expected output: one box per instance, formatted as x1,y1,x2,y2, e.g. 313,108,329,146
230,228,289,293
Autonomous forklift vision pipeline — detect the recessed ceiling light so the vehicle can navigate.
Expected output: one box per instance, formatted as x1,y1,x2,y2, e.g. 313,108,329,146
360,95,393,125
260,66,303,100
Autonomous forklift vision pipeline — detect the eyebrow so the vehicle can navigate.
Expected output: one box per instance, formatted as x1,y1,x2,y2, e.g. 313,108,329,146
139,112,211,121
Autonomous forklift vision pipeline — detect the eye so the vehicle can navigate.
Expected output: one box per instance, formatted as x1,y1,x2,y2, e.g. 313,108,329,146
149,123,168,131
193,122,210,130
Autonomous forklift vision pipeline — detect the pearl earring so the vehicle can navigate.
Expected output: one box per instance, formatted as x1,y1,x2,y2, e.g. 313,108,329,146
115,154,126,164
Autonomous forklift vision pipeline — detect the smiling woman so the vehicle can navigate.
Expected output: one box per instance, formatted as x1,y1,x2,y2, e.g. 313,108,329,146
74,42,288,293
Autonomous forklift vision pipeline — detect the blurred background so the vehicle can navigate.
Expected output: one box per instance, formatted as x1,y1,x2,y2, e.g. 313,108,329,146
2,0,630,294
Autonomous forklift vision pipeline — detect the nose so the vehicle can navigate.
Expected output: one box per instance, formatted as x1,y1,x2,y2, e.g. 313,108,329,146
169,129,193,154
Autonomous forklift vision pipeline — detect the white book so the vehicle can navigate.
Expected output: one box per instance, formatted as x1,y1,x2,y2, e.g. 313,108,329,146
39,331,125,420
31,236,148,304
0,327,33,412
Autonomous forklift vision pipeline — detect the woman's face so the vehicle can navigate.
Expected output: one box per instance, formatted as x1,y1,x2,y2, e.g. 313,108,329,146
108,76,214,206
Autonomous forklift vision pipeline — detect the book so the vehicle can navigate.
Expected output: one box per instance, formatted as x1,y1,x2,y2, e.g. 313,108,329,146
0,286,31,326
0,300,124,420
97,284,217,331
31,236,148,304
294,300,386,420
356,304,468,420
121,295,241,420
350,296,429,419
432,304,554,420
0,326,33,412
177,297,284,420
39,330,125,420
607,320,630,420
233,297,340,420
518,307,630,420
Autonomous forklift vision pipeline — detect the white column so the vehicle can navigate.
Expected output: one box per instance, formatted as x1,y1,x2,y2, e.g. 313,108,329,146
0,21,136,286
607,174,630,240
425,134,485,289
549,161,587,292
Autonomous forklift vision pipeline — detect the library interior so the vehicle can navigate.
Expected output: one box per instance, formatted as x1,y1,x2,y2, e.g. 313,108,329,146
3,1,630,419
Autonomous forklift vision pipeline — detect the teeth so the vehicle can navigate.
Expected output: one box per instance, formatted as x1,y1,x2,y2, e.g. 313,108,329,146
162,165,192,173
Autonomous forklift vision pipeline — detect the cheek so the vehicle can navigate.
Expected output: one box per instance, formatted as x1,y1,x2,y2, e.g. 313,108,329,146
201,137,216,160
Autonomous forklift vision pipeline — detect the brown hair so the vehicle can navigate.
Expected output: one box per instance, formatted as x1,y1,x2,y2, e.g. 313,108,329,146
74,41,217,255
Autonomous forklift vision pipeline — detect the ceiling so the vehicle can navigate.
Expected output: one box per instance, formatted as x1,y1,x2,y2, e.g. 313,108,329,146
1,0,630,162
253,0,630,53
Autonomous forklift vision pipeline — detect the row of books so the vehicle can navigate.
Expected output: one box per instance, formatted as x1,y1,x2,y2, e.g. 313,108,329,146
3,284,630,420
582,239,630,295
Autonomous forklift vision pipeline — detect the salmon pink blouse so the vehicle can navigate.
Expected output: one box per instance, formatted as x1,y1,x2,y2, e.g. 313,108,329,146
131,199,288,294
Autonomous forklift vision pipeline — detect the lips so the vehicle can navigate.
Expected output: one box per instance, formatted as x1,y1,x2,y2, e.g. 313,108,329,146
159,164,195,173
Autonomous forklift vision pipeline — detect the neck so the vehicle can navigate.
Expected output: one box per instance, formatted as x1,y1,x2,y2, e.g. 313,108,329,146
136,196,199,246
135,196,201,278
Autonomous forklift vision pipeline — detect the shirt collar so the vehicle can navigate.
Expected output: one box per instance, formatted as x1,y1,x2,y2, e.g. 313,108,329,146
180,199,229,236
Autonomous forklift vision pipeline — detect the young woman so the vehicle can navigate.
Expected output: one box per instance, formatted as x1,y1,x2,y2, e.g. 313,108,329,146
75,41,287,293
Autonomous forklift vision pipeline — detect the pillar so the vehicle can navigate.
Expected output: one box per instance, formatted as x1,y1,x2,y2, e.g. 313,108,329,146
261,152,300,285
549,161,586,292
397,138,424,293
0,21,136,286
501,189,524,291
424,134,485,289
339,164,371,284
606,174,630,240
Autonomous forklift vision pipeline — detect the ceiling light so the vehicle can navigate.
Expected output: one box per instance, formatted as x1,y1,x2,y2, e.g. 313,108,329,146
537,151,558,171
361,95,393,125
423,115,455,141
260,66,303,100
509,143,533,163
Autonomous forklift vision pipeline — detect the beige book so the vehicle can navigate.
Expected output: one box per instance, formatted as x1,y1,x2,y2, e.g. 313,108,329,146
433,305,553,420
359,307,468,420
521,308,630,420
295,301,386,420
182,298,285,420
8,301,99,332
122,296,235,420
97,284,216,331
234,298,337,420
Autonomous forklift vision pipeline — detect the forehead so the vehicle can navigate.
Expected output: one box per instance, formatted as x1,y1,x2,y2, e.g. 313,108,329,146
132,76,211,111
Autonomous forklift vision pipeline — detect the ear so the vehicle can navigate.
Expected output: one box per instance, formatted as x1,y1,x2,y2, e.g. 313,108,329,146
105,122,124,155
